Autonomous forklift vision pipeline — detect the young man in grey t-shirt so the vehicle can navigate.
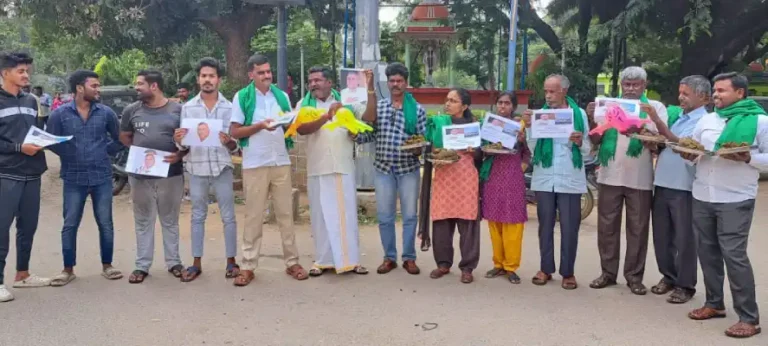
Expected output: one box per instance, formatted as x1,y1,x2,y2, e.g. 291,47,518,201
119,70,187,284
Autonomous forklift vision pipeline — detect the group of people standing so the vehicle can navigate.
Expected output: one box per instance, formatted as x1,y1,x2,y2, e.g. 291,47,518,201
0,49,764,338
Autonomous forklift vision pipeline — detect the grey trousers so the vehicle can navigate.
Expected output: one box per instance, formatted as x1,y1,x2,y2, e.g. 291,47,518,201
652,186,697,291
0,178,40,285
189,168,237,259
432,219,480,272
535,191,582,278
693,198,759,325
129,175,184,272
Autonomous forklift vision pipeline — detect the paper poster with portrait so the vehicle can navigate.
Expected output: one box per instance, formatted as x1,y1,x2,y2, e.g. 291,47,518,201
594,97,641,123
339,68,368,105
530,109,574,139
180,119,224,147
23,126,72,147
480,113,520,150
126,145,171,178
442,122,482,150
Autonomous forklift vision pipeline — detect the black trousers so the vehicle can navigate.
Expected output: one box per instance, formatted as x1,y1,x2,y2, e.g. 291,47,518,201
0,178,41,285
651,186,697,291
432,219,480,272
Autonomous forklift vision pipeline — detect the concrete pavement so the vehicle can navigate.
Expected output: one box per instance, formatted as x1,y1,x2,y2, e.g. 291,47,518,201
1,155,766,346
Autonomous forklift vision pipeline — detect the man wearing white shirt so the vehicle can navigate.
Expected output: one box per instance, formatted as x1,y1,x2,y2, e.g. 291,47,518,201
295,66,369,276
586,66,668,295
681,72,765,338
230,54,307,286
644,75,710,304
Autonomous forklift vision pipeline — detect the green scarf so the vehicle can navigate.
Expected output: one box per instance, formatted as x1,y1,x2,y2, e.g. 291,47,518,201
403,92,418,135
237,83,293,149
713,99,765,151
597,94,649,166
531,96,585,169
425,114,453,149
301,90,341,107
667,105,683,127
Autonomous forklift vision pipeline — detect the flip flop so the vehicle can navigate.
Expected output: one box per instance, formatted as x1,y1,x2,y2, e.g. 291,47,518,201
102,267,123,280
181,266,202,282
168,264,184,278
50,272,76,287
225,263,240,279
128,270,148,284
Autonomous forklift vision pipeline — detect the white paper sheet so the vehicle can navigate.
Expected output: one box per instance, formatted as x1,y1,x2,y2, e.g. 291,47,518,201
442,122,482,150
180,119,224,147
530,109,575,139
23,126,72,147
125,145,171,178
594,97,641,123
480,113,520,149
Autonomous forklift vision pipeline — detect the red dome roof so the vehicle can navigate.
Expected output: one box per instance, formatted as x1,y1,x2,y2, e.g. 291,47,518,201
410,3,450,21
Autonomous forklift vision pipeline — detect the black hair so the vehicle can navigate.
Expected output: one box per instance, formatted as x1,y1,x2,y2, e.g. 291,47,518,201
176,83,191,90
33,86,43,92
308,66,333,81
195,57,225,77
247,54,270,72
713,72,749,98
385,62,409,81
0,51,33,71
68,69,100,94
451,88,474,121
137,69,164,91
496,91,518,107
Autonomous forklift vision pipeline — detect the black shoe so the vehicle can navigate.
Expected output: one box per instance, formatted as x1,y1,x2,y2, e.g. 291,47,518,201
667,287,694,304
651,279,674,295
627,282,648,295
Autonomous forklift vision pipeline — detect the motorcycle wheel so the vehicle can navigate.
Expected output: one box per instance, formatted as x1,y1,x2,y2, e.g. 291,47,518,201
580,189,595,221
112,175,128,196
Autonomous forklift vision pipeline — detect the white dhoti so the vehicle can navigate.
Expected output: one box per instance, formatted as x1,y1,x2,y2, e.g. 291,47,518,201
307,173,360,273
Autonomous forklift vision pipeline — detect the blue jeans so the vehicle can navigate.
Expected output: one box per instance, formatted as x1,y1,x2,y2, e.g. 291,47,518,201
189,168,237,258
374,169,420,261
61,181,114,268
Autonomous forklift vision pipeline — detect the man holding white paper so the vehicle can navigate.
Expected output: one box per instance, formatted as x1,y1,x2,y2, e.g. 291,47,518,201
586,66,667,295
522,74,590,290
173,58,240,282
119,70,187,284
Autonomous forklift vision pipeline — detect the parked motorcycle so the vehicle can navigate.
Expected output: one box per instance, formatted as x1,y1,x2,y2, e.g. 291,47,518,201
524,157,598,221
112,146,129,196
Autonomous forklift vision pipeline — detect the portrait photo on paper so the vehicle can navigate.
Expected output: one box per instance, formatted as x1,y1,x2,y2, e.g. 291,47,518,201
125,145,171,178
340,68,368,105
180,118,224,147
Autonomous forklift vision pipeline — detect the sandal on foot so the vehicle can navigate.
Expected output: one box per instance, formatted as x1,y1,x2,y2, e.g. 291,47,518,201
460,271,474,284
688,307,726,320
725,322,761,338
168,264,184,278
651,279,674,295
430,267,450,279
102,267,123,280
13,274,51,288
225,263,240,279
667,288,694,304
531,271,552,286
309,266,328,277
485,268,506,279
286,264,308,281
627,282,647,295
181,266,202,282
50,272,76,287
589,275,617,289
128,270,148,284
234,270,255,287
507,271,521,284
353,266,369,275
562,276,578,290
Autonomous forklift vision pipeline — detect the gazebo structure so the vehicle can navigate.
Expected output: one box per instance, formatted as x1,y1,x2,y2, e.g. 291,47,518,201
396,0,458,87
395,0,532,110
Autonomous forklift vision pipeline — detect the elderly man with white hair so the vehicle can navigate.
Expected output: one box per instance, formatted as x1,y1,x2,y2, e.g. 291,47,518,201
642,75,710,304
586,66,668,295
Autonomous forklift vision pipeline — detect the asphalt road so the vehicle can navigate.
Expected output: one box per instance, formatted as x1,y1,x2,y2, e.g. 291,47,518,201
1,153,766,346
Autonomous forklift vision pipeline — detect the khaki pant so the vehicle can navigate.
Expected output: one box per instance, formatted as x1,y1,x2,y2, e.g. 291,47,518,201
241,165,298,271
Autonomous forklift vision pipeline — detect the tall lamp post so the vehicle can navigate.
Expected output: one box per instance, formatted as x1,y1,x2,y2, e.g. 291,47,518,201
299,38,305,97
506,0,519,92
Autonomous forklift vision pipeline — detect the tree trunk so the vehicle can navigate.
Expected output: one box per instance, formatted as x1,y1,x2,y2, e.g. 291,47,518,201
200,6,273,87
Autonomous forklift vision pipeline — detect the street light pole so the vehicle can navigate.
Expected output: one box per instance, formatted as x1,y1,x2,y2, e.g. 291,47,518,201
506,0,519,92
300,39,305,97
277,4,288,90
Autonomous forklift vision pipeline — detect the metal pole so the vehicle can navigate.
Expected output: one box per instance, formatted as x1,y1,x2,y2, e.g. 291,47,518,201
506,0,519,91
351,0,356,66
343,0,349,67
277,4,288,90
300,43,305,97
520,29,528,90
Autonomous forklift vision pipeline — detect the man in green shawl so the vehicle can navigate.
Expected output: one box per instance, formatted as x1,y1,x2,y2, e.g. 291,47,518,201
587,66,667,296
642,75,710,304
522,74,590,290
681,73,765,339
230,54,307,286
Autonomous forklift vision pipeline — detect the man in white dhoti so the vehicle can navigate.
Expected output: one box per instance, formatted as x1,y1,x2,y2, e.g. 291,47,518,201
296,66,368,276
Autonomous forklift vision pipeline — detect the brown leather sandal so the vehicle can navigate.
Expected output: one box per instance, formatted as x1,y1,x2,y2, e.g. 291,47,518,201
562,276,578,290
688,307,726,320
531,271,552,286
460,271,474,284
430,267,449,279
725,322,761,338
286,264,309,281
233,270,255,287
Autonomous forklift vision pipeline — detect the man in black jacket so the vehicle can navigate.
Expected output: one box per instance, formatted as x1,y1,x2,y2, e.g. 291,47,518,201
0,52,51,303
